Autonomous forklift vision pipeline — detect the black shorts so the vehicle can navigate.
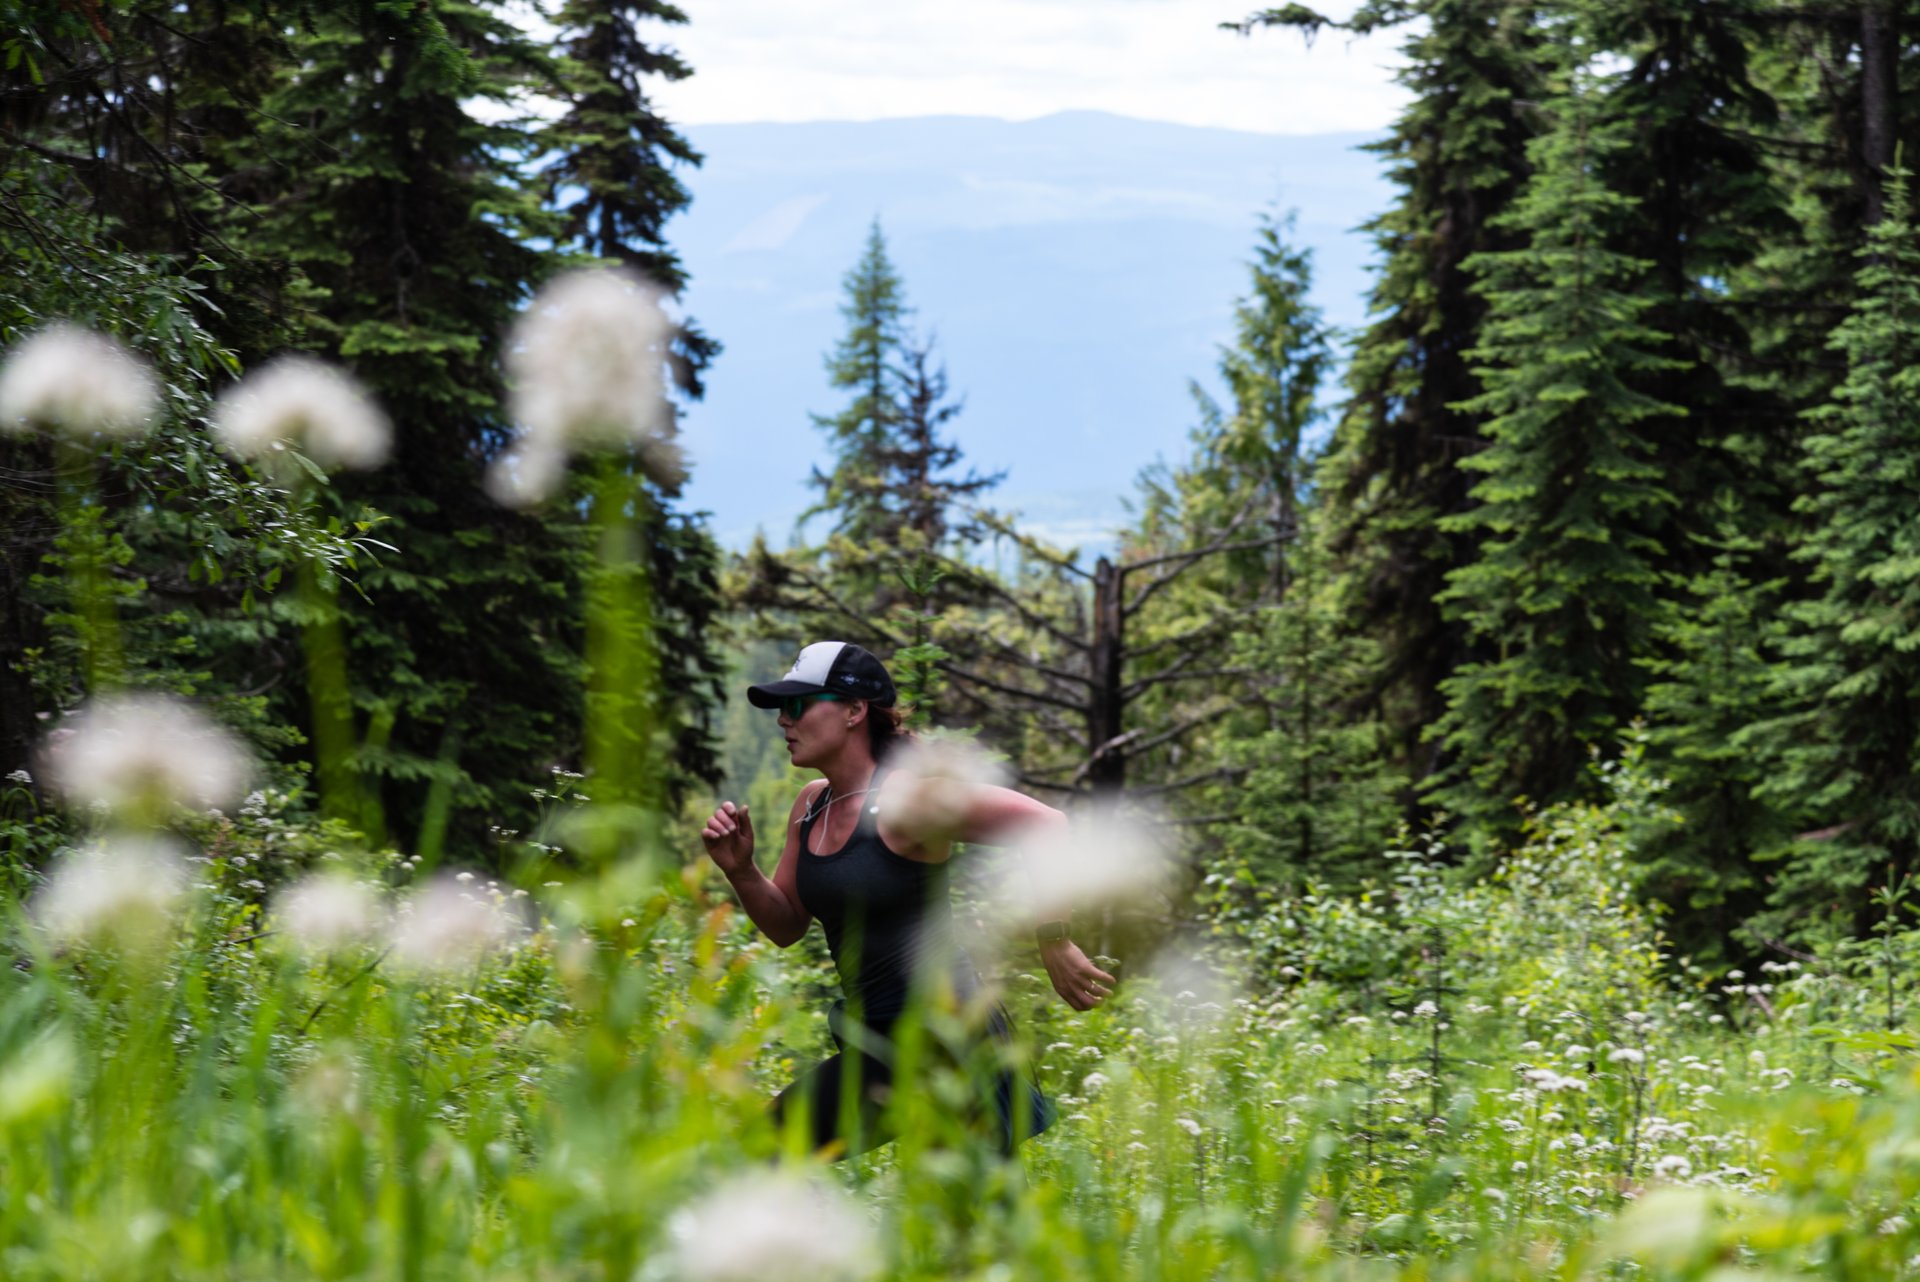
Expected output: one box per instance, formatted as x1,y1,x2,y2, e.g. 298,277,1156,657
771,1000,1055,1158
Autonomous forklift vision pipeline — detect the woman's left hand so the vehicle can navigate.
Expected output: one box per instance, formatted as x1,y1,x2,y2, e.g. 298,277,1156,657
1038,938,1116,1012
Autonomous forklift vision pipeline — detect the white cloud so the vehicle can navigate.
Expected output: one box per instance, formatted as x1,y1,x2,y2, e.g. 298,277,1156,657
653,1,1405,136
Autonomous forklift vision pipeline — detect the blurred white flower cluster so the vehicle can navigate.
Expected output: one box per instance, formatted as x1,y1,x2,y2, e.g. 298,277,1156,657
668,1170,880,1282
0,322,158,437
28,692,522,972
34,836,191,950
1001,799,1174,927
39,691,253,822
487,267,682,507
273,871,525,974
212,355,391,474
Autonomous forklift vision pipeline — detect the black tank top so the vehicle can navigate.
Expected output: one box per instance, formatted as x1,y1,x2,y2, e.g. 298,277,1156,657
795,772,977,1026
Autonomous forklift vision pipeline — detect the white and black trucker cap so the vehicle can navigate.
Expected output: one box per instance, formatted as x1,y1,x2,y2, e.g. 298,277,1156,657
747,641,897,708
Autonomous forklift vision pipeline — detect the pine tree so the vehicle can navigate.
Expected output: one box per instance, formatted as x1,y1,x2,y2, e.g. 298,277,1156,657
538,0,720,389
1428,78,1687,829
754,222,1001,636
803,220,913,553
237,2,594,851
1749,164,1920,932
1637,498,1793,959
538,0,728,799
1241,0,1547,800
1582,0,1796,598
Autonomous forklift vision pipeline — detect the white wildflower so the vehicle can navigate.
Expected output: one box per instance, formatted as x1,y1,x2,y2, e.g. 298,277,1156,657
274,876,383,955
1484,1187,1507,1203
1880,1216,1910,1236
880,734,1008,840
0,323,158,437
386,876,517,974
1652,1155,1692,1180
1174,1117,1203,1137
40,692,252,817
1081,1071,1109,1095
1412,1000,1439,1018
1564,1044,1592,1059
491,268,679,505
5,769,29,785
34,835,189,947
211,356,390,471
669,1170,880,1282
1609,1047,1646,1066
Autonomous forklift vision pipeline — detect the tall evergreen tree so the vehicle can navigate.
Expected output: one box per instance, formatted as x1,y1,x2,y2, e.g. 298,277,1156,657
1429,78,1686,829
237,2,595,850
761,222,1000,627
538,0,728,798
538,0,719,389
1637,499,1792,959
1241,0,1546,800
1749,165,1920,934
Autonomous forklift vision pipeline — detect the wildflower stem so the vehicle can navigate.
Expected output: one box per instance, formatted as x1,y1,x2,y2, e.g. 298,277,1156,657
583,459,662,831
55,435,125,691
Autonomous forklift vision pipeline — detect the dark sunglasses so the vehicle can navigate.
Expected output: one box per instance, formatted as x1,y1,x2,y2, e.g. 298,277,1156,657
775,692,844,720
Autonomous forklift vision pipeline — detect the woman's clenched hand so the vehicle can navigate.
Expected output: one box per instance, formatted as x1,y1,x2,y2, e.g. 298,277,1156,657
700,801,756,879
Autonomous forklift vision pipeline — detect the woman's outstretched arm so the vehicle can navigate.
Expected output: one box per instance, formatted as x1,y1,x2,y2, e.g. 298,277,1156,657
878,778,1118,1011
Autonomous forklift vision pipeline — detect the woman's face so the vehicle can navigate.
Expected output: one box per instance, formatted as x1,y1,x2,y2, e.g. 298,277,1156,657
778,695,860,769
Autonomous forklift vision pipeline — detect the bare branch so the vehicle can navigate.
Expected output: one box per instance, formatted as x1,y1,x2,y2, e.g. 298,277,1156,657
937,662,1086,714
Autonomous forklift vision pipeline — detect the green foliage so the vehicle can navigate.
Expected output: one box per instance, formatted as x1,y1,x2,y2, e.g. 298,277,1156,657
1259,0,1546,793
0,161,366,778
1747,164,1920,934
1636,502,1792,960
1429,79,1686,832
1205,517,1404,890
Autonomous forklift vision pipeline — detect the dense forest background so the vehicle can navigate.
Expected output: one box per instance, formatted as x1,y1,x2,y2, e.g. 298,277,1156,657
8,0,1920,972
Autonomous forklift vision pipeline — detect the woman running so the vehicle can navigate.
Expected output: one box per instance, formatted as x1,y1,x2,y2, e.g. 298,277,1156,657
700,640,1117,1157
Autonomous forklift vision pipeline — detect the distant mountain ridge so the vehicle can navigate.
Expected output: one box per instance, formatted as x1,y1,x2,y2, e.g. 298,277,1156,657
670,111,1390,550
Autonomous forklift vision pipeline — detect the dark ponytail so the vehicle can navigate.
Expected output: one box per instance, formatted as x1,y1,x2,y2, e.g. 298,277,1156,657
867,703,913,762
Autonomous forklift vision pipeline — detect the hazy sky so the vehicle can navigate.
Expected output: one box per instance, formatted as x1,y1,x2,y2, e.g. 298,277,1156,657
650,1,1407,136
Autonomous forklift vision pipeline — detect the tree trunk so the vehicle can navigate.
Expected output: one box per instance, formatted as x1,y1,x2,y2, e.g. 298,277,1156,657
1863,0,1897,224
1086,556,1126,797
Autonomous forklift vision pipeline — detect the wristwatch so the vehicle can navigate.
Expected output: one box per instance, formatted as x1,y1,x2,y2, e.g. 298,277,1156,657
1035,920,1070,943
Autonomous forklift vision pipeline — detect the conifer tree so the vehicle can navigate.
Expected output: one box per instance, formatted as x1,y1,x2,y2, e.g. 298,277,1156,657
1240,0,1546,798
538,0,727,797
1583,0,1794,581
538,0,720,389
1749,164,1920,930
763,222,1000,629
1637,501,1793,959
818,228,1000,546
1429,78,1686,828
238,3,595,850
